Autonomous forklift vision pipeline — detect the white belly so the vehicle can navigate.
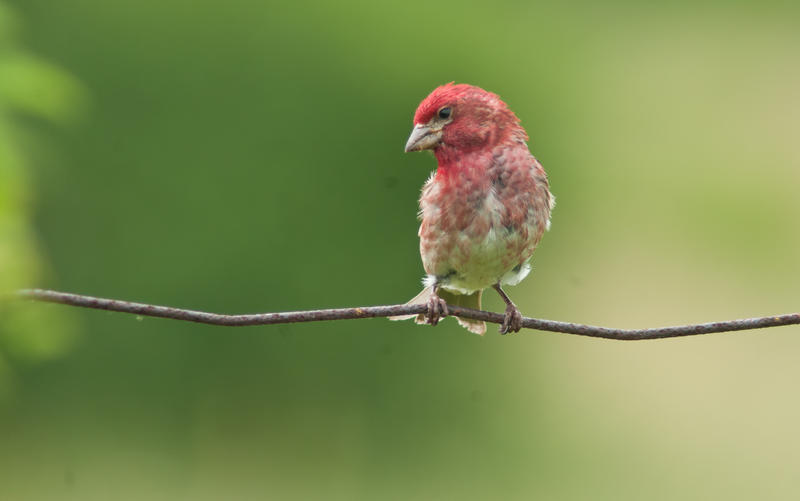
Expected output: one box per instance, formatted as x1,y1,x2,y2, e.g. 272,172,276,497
422,189,537,294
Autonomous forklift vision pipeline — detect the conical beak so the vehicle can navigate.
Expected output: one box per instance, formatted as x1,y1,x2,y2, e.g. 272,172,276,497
404,124,442,152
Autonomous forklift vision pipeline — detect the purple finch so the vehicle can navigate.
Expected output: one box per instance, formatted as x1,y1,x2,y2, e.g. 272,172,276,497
391,83,554,335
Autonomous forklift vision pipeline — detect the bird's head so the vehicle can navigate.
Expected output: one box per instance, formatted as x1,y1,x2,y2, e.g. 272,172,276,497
404,83,526,156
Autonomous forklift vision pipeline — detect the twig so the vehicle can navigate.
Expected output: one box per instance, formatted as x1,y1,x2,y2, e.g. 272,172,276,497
13,288,800,340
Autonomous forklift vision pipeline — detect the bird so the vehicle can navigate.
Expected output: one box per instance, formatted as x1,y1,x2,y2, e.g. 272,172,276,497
390,83,554,335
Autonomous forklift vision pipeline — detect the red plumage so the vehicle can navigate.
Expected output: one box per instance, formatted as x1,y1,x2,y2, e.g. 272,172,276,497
392,83,553,335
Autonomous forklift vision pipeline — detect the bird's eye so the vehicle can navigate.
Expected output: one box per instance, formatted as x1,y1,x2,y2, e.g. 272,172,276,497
438,107,452,120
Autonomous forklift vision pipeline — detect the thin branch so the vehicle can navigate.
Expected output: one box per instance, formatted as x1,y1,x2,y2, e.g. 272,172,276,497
13,288,800,340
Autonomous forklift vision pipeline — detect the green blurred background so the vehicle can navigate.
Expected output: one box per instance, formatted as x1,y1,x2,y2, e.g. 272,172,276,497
1,1,799,499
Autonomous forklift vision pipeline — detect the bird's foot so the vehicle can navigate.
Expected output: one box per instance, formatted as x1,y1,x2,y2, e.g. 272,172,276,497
425,293,449,326
499,303,523,334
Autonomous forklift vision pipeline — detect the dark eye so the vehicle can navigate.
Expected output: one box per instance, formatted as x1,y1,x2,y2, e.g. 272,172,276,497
438,107,452,119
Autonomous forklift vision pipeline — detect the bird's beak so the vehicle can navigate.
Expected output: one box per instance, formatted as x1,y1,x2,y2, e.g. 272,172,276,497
404,124,442,153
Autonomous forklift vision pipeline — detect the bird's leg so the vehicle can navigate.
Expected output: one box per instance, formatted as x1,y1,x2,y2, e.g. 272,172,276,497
425,283,449,326
493,283,523,334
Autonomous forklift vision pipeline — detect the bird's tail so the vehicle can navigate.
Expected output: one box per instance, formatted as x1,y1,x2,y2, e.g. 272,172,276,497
389,286,486,335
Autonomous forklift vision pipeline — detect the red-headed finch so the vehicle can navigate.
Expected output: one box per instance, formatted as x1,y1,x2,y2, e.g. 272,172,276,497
390,83,554,335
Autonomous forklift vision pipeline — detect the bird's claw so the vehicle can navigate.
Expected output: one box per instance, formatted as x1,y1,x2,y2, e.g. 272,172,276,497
425,294,449,326
499,304,523,334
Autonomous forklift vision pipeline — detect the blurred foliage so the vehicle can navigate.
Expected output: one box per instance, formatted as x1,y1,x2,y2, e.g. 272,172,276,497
0,0,798,500
0,2,84,367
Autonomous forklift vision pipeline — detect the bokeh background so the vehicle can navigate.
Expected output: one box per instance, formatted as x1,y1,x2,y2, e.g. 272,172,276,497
1,1,799,499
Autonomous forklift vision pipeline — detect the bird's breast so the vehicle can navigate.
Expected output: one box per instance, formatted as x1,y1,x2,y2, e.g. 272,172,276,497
417,146,551,292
